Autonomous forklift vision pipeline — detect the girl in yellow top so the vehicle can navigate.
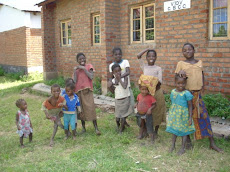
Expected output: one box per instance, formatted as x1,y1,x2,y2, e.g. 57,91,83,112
175,43,222,152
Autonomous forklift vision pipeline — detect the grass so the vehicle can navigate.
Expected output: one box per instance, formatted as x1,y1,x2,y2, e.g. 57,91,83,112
0,77,230,172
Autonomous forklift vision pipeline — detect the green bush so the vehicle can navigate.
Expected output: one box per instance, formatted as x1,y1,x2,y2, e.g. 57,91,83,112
164,93,171,111
0,66,4,76
20,72,43,82
44,76,65,87
4,71,24,80
203,93,230,119
93,77,102,95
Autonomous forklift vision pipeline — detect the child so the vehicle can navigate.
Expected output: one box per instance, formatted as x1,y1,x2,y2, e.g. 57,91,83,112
63,83,81,140
166,74,195,155
42,84,65,146
15,99,33,148
136,75,158,143
175,43,223,152
73,53,101,135
109,64,133,133
61,78,75,97
108,47,134,127
137,49,166,136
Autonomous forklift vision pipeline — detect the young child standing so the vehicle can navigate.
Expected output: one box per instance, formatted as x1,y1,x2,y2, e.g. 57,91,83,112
109,64,133,133
16,99,33,148
108,47,134,127
63,83,81,140
137,49,166,136
42,84,65,146
73,53,101,135
136,75,158,143
166,74,195,155
175,43,223,152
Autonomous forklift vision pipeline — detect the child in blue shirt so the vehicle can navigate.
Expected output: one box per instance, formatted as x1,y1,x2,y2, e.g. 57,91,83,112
62,83,81,140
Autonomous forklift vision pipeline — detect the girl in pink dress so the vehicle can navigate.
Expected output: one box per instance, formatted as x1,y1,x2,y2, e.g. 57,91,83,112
15,99,33,148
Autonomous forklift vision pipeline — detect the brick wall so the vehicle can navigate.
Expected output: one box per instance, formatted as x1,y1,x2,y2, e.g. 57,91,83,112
0,27,27,67
41,0,230,94
0,26,43,73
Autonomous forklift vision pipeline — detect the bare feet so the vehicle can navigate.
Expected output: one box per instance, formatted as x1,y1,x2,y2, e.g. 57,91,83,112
210,145,223,153
21,145,25,148
169,146,175,153
68,130,72,137
177,148,185,155
96,130,101,135
80,128,86,134
137,134,144,140
125,121,130,127
49,140,54,147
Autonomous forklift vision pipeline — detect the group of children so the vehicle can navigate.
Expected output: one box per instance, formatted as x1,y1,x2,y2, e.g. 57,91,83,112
15,43,223,155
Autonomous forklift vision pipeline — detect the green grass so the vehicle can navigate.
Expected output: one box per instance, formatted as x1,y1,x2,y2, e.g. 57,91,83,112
0,77,230,172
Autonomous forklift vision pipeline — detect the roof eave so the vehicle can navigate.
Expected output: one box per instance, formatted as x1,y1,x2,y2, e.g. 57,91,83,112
37,0,57,7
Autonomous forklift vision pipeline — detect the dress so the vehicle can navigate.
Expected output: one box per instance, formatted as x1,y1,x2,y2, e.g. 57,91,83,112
63,93,80,130
113,78,133,118
139,59,166,127
74,64,97,121
16,110,33,138
175,60,213,140
166,89,195,136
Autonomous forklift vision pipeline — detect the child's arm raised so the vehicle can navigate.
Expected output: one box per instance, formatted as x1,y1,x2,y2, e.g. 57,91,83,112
15,112,21,130
188,100,193,126
137,48,149,59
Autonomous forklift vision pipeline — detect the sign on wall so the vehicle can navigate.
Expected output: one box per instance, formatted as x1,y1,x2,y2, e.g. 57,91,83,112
164,0,191,12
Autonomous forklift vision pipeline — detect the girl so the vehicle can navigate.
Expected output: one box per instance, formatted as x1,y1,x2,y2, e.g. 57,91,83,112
175,43,222,152
62,83,81,140
108,47,134,127
136,75,157,143
109,64,133,133
15,99,33,148
73,53,101,135
166,74,195,155
137,49,166,136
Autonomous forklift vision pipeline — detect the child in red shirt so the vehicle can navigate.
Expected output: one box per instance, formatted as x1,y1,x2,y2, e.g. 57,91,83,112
136,84,156,143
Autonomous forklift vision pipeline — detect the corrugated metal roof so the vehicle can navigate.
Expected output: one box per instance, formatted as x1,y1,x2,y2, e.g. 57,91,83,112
0,0,43,12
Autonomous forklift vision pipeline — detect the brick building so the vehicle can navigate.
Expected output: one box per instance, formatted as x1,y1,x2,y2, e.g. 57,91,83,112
0,0,43,74
38,0,230,94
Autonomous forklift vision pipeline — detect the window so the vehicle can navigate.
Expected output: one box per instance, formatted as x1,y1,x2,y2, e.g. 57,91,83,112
61,20,71,46
210,0,230,40
93,14,100,45
130,3,155,43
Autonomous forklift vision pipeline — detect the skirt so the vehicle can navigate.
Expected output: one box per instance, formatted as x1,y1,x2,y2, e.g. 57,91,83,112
77,88,97,121
152,88,166,127
115,96,133,118
192,92,213,140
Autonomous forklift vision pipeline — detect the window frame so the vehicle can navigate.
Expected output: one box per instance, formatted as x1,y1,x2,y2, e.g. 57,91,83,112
60,19,71,46
92,14,101,45
209,0,230,40
130,3,155,44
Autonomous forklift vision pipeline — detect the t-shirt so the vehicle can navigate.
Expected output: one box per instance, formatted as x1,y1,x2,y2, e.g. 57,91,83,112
137,94,156,114
63,93,80,114
74,64,94,93
109,59,130,87
175,60,203,91
138,59,163,83
112,78,130,99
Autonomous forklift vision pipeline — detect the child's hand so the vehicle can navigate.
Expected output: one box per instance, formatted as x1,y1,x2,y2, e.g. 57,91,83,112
17,126,21,130
58,103,64,107
178,70,187,78
74,66,78,70
189,117,192,126
77,66,85,70
146,108,152,115
115,74,121,81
